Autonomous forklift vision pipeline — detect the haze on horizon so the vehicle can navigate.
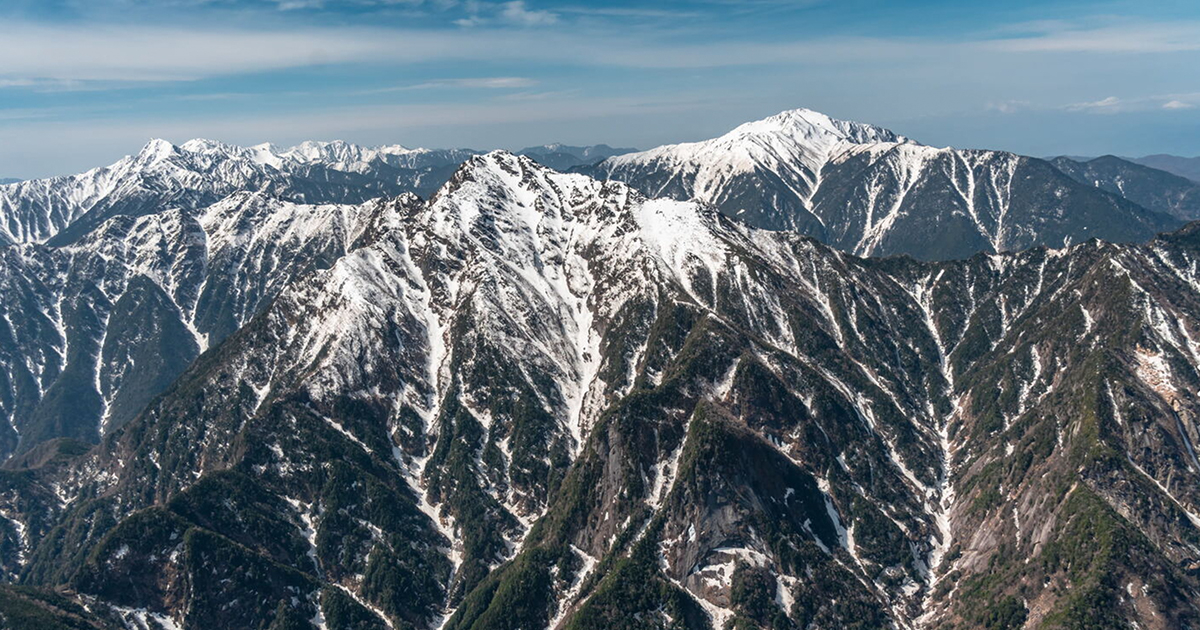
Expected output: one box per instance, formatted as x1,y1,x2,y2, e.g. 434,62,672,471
1,0,1198,179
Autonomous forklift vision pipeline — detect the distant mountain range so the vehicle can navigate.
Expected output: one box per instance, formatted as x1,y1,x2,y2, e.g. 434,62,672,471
1130,155,1200,183
1050,155,1200,184
0,142,630,248
0,179,20,186
517,143,637,170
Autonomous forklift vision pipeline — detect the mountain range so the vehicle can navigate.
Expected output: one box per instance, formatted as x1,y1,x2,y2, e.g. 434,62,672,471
517,144,637,171
0,109,1199,630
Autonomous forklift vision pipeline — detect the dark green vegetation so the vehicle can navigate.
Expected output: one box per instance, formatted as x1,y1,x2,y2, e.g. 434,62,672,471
0,585,121,630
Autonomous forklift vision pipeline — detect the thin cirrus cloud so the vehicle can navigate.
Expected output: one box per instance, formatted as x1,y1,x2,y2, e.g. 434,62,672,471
1062,94,1200,114
983,20,1200,54
1065,96,1122,112
2,17,1200,84
362,77,539,93
0,22,919,84
402,77,539,89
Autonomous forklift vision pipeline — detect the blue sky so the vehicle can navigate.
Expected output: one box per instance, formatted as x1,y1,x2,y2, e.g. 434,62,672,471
1,0,1198,178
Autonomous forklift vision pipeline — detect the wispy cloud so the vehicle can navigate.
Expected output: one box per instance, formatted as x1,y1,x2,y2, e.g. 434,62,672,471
0,21,916,84
1065,96,1122,112
270,0,427,10
364,76,538,92
500,1,557,26
555,6,700,19
986,20,1200,54
417,77,538,88
1062,94,1200,113
0,77,95,92
985,100,1031,114
456,0,557,27
4,15,1200,87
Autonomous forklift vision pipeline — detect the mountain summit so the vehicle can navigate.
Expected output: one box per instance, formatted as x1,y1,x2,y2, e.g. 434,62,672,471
585,108,1180,260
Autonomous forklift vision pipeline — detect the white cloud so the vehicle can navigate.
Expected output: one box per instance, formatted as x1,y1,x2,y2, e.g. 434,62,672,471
499,1,557,26
365,76,538,92
1163,100,1196,110
455,1,557,27
422,77,537,88
275,0,327,9
1065,96,1121,112
985,100,1031,114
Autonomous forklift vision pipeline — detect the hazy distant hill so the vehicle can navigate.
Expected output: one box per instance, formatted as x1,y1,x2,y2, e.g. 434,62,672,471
1051,155,1200,220
1130,154,1200,183
517,143,636,170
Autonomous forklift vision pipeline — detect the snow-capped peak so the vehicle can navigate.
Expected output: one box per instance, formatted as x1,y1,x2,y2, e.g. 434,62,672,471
179,138,241,155
725,107,906,146
600,107,908,179
134,138,179,163
596,107,912,209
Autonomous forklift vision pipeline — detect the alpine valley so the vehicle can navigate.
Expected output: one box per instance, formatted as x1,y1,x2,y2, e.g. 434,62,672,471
0,109,1198,630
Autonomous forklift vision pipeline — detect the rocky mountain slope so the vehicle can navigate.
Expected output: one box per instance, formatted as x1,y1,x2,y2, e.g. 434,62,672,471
0,190,402,462
1051,155,1200,220
583,109,1180,260
0,153,1197,630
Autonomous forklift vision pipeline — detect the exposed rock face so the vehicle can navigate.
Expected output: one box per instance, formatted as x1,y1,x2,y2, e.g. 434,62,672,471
0,153,1198,629
0,192,400,461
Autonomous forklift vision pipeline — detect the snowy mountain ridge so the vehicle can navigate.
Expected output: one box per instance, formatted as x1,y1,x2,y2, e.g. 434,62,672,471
0,137,474,246
600,108,909,205
588,108,1180,260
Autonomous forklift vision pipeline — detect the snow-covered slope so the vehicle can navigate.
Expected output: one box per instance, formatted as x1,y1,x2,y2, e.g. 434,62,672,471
0,191,398,460
595,108,906,216
587,108,1179,259
264,139,477,173
3,153,1199,630
0,138,474,246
